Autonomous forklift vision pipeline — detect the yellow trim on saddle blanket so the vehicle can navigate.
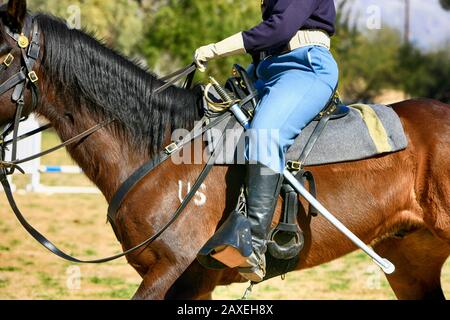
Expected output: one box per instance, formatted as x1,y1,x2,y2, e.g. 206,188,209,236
350,104,393,153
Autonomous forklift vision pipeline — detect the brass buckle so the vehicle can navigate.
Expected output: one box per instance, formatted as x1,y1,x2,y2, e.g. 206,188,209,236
286,160,302,172
164,142,178,155
326,104,337,116
28,71,39,83
18,34,29,49
2,53,14,67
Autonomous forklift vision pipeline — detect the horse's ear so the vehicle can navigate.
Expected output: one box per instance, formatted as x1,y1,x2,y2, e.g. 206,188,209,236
7,0,27,30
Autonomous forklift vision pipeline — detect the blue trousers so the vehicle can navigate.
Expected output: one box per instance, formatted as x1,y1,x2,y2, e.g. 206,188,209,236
247,46,339,173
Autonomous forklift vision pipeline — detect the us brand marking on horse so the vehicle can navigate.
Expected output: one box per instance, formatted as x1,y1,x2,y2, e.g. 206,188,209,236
178,181,207,206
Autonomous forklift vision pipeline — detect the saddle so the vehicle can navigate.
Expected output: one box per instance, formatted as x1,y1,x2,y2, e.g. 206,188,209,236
197,65,350,281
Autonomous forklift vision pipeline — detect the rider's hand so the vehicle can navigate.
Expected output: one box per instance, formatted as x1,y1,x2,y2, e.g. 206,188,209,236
194,44,215,72
193,32,246,73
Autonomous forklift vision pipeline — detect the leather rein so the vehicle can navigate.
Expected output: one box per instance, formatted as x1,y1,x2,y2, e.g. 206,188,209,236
0,15,224,263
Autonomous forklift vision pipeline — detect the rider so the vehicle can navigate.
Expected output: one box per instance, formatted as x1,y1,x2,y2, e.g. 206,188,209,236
194,0,338,282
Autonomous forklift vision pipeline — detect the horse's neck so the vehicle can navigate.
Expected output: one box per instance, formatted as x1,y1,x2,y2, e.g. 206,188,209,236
33,21,199,200
36,91,153,201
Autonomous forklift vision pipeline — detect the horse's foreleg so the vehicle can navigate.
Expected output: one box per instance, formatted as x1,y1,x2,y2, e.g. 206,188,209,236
132,259,185,300
163,261,224,300
128,231,219,300
374,227,449,300
128,246,197,300
197,292,213,300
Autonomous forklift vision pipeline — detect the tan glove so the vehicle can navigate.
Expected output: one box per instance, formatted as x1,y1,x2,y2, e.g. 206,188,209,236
194,32,246,72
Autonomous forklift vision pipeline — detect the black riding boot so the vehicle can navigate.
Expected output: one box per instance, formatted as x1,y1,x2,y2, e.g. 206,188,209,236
238,163,284,282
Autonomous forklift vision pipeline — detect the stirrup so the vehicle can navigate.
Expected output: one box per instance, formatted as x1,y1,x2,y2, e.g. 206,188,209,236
238,252,266,283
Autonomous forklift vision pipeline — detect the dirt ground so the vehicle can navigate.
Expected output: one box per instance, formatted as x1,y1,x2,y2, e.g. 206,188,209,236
0,132,449,300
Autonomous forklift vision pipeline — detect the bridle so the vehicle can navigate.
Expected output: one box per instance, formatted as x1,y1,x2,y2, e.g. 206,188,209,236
0,15,41,174
0,15,113,174
0,14,232,264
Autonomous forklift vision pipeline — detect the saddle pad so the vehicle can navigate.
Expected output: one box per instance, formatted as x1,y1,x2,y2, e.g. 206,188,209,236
206,104,408,166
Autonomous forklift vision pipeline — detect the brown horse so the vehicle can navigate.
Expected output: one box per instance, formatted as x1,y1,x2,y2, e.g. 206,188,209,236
0,0,449,300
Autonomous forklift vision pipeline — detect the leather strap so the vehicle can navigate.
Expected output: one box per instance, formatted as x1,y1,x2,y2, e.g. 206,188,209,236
0,119,113,172
296,113,332,167
107,112,232,229
0,71,26,96
7,100,24,174
0,112,232,263
300,170,319,217
238,90,258,111
3,123,52,146
154,63,197,94
0,16,238,264
282,184,299,226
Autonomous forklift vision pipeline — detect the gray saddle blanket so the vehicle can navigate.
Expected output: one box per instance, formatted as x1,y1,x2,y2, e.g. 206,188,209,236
206,104,408,166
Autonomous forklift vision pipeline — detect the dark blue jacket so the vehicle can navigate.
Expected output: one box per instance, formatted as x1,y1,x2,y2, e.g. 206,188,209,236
242,0,336,54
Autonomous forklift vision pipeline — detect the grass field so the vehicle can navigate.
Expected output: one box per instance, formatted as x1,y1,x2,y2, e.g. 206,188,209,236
0,131,449,300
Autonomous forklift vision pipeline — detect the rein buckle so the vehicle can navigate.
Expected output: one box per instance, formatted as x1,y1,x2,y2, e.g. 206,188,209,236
286,160,302,172
28,71,38,83
2,53,14,67
0,160,25,174
165,142,178,155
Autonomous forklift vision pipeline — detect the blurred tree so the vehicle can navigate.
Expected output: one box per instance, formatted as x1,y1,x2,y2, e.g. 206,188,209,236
399,45,450,103
335,30,404,102
332,1,404,102
141,0,259,80
29,0,144,56
27,0,449,103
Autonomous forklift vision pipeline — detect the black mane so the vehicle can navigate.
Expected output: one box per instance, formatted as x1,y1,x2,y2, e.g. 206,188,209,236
34,13,201,155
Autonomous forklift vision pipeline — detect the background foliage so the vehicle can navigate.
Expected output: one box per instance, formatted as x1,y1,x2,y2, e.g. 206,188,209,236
30,0,144,55
28,0,450,103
